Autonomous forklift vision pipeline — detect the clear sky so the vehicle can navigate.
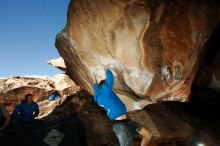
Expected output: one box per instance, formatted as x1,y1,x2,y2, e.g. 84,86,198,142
0,0,70,77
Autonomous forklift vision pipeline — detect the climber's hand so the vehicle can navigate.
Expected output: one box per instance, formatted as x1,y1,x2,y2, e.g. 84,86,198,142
104,64,111,71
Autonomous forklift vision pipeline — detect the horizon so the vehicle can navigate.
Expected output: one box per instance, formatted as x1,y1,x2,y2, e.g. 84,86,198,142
0,0,70,78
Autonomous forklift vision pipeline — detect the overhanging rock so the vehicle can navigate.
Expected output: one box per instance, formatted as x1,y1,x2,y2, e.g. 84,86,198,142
55,0,220,109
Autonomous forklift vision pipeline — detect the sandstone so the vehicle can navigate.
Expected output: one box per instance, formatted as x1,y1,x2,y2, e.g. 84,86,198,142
55,0,220,109
50,74,80,96
0,78,6,95
48,57,66,72
0,76,53,103
41,90,193,145
2,89,219,146
0,74,78,114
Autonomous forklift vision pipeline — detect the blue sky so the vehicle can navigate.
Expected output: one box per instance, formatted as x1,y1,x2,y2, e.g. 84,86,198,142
0,0,70,77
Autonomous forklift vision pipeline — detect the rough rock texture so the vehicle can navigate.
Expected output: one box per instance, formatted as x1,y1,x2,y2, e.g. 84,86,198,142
41,90,195,146
0,74,78,113
0,78,6,95
0,76,53,102
41,90,117,146
50,74,80,96
48,57,66,72
2,89,220,146
55,0,220,107
37,99,62,119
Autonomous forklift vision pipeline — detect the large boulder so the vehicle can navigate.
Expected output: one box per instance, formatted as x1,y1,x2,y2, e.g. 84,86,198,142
40,90,195,145
0,74,78,114
55,0,220,108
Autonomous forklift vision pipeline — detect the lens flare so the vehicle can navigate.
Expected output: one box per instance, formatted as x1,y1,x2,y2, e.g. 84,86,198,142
197,143,205,146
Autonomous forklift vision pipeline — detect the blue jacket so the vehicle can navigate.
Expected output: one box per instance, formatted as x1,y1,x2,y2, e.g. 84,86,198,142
48,94,60,101
13,101,39,122
93,69,127,120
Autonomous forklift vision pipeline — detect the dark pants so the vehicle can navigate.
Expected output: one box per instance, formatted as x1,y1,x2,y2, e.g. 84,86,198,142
112,119,141,146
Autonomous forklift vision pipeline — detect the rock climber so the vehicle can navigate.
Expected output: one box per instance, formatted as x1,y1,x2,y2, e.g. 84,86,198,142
93,67,152,146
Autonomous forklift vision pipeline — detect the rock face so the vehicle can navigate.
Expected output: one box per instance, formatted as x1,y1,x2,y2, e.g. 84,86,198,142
41,90,118,146
50,74,78,94
0,78,6,95
48,57,66,72
0,76,53,103
50,74,80,100
41,90,196,146
55,0,220,107
0,74,78,113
